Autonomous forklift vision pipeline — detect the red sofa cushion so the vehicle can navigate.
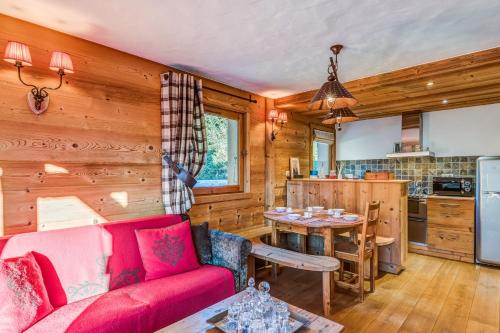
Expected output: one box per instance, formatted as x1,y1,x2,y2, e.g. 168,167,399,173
126,265,235,331
25,265,234,333
135,221,200,280
0,252,53,333
102,214,184,290
25,288,151,333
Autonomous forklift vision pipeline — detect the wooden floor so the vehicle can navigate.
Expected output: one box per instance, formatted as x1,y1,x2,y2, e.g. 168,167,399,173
262,253,500,333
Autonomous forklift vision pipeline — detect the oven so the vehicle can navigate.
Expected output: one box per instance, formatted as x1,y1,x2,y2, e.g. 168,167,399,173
408,196,427,245
432,177,474,197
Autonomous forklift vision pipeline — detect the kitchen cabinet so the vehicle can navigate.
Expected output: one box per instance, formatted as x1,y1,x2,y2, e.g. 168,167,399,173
411,195,475,263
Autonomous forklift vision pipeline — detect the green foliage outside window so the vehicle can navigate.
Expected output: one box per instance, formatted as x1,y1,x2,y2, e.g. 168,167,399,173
197,114,228,181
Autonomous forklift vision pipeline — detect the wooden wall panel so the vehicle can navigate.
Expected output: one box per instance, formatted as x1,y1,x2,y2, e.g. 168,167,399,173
0,15,266,235
271,116,311,208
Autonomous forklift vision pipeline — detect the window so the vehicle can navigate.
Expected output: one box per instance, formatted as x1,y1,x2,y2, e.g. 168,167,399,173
195,109,244,195
312,129,335,177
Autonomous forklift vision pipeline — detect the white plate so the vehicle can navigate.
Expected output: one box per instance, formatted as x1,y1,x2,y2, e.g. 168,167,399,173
311,206,324,212
287,214,301,220
275,207,286,213
343,214,358,221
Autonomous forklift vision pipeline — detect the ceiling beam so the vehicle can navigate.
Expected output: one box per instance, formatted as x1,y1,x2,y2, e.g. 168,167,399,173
275,47,500,119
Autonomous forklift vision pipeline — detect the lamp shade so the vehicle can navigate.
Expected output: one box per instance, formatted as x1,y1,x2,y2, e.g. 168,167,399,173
269,109,279,120
321,108,359,125
49,51,74,74
3,41,32,66
309,80,357,111
277,111,288,123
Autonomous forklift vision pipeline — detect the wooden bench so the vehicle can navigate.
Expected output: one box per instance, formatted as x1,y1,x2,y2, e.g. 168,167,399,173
247,238,340,315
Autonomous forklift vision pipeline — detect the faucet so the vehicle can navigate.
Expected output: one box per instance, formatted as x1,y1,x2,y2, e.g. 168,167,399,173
416,181,424,197
411,181,423,197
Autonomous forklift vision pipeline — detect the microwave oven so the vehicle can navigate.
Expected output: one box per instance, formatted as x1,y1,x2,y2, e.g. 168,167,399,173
432,177,474,197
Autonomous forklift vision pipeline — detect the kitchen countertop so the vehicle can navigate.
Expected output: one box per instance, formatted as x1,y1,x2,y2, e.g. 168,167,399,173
427,195,475,201
288,178,411,184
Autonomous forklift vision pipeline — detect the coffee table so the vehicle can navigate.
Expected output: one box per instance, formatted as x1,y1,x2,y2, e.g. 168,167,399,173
158,292,344,332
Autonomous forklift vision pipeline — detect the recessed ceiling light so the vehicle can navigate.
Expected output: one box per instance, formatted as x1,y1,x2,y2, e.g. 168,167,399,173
426,81,434,87
442,99,448,104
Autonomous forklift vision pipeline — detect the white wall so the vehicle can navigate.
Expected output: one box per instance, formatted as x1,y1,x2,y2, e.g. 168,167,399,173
337,116,401,160
423,104,500,156
337,104,500,160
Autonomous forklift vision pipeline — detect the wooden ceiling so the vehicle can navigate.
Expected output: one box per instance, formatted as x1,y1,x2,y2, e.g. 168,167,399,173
275,47,500,120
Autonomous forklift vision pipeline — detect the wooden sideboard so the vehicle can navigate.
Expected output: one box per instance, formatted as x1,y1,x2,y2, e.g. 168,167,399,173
286,179,409,274
411,195,475,263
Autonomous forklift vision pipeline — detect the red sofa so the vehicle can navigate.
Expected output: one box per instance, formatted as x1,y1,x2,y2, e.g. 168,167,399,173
0,215,249,333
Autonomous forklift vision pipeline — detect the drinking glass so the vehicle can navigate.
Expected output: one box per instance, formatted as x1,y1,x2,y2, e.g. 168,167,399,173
275,301,290,332
250,318,266,332
227,302,241,332
238,310,252,332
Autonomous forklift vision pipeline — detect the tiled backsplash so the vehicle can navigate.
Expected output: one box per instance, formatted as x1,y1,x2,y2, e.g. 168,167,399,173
336,156,478,194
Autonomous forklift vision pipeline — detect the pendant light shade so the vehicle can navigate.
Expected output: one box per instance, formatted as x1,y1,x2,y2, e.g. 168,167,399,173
310,80,357,110
309,44,357,111
321,108,359,125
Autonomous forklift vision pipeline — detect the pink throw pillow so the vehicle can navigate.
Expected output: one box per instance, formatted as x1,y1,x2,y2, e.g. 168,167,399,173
0,252,53,333
135,221,200,280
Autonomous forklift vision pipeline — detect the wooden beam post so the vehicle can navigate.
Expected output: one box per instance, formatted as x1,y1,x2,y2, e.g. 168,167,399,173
265,98,276,211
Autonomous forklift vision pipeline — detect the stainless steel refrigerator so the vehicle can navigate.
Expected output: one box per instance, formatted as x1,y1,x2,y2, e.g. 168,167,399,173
476,156,500,266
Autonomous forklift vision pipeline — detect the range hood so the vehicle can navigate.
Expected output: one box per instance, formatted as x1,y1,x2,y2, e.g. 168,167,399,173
386,112,434,158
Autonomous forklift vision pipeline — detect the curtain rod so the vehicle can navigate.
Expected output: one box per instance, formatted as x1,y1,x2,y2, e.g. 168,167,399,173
204,86,257,103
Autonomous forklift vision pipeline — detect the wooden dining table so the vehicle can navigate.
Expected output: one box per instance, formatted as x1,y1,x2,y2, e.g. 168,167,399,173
263,209,365,259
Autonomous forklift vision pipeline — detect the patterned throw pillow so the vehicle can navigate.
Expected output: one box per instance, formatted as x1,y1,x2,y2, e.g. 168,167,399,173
0,252,53,333
190,221,212,264
135,221,201,281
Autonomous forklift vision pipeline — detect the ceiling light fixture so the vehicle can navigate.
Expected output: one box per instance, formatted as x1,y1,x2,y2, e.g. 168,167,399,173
321,108,358,131
310,44,358,112
442,99,448,104
3,41,74,115
310,44,359,130
426,81,434,87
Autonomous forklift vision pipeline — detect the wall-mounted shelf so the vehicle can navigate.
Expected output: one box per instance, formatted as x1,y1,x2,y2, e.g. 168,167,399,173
386,151,435,159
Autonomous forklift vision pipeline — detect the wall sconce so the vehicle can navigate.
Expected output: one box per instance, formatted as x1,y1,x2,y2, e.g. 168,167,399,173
270,109,287,141
3,41,74,115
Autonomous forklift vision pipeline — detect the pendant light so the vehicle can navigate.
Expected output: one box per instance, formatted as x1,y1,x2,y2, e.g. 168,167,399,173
321,108,358,131
310,44,357,110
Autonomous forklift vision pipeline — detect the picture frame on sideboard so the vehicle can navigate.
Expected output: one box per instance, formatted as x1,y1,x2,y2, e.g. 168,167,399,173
289,157,301,179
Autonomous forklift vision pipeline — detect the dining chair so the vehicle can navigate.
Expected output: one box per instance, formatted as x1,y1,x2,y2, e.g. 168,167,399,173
334,201,381,302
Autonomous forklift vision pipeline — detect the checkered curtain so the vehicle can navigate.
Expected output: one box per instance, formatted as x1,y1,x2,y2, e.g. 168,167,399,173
161,71,207,214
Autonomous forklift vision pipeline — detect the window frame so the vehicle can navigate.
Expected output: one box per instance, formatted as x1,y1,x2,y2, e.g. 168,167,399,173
310,125,336,174
312,139,333,175
194,108,245,196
